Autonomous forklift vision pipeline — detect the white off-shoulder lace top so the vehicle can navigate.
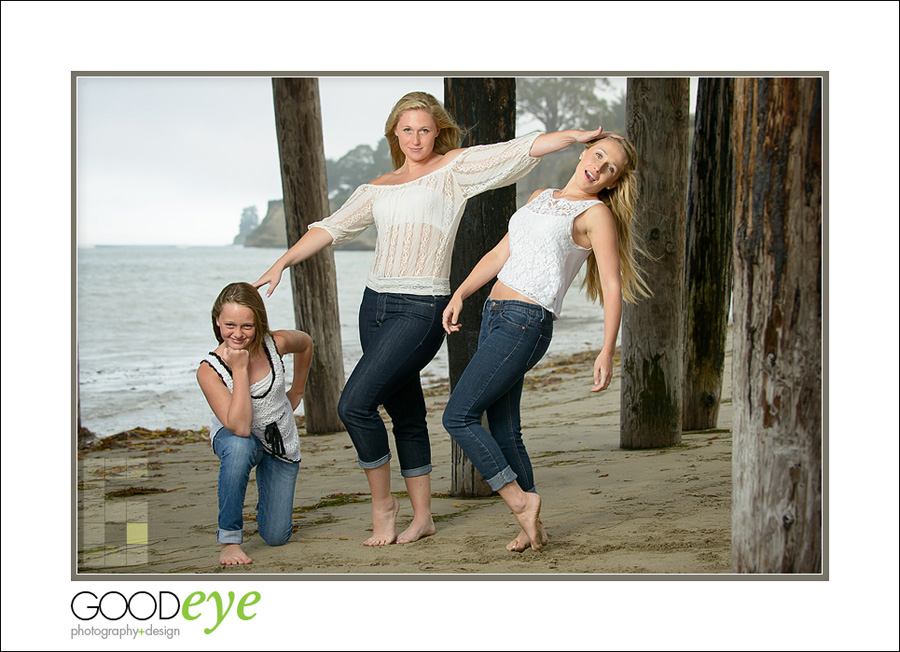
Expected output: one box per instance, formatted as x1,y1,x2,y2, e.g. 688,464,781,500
497,189,601,318
309,132,542,296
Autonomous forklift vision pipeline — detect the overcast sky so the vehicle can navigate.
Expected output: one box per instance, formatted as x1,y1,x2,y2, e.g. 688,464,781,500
76,75,630,246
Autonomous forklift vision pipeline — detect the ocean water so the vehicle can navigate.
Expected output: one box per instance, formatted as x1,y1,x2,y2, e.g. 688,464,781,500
77,246,609,437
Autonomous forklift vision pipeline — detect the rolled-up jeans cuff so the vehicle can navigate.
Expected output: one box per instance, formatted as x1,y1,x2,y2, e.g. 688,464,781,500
357,452,391,470
217,528,243,544
485,466,518,492
401,463,432,478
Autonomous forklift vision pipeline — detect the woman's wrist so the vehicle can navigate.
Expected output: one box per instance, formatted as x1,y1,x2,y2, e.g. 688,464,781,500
272,256,289,274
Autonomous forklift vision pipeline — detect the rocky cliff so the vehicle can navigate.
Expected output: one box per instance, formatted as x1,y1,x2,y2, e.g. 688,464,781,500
243,200,287,248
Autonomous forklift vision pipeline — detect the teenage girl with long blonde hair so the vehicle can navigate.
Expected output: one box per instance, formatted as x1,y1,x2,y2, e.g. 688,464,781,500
254,91,608,547
441,132,650,552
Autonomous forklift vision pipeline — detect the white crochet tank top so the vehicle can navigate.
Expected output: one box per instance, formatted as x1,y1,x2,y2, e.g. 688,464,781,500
496,189,600,318
203,333,301,463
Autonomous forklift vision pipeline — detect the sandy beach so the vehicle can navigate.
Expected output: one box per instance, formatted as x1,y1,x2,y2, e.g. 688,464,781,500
77,334,733,576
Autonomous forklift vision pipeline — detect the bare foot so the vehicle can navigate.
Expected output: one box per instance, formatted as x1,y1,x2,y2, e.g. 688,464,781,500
506,520,549,552
509,492,543,551
396,516,436,544
363,495,400,546
220,543,252,565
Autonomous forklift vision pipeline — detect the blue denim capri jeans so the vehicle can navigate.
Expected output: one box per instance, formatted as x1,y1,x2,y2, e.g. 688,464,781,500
442,298,553,492
338,288,449,477
213,427,299,546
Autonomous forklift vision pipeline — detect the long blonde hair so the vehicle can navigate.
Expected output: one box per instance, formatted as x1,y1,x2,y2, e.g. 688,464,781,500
384,92,461,169
581,134,652,305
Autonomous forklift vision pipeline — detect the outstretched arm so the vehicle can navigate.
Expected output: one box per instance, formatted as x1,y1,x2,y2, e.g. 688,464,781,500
252,227,335,297
254,184,376,297
529,128,605,158
442,234,511,334
274,330,314,411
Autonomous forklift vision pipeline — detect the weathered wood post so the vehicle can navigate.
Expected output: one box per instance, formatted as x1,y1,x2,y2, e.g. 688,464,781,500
731,77,822,573
620,78,691,449
683,78,735,430
444,77,517,497
272,77,345,433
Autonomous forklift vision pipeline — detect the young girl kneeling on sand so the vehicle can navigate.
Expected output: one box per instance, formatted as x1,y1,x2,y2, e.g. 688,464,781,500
198,282,313,565
441,132,649,552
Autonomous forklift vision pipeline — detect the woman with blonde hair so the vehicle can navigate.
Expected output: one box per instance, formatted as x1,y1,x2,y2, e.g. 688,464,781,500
441,132,649,552
254,90,606,546
383,91,461,169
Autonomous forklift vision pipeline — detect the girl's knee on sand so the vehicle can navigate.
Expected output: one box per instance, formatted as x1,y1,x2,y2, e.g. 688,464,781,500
257,525,292,547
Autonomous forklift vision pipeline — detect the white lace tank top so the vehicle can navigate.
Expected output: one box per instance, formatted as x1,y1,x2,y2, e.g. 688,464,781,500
309,132,542,296
203,333,301,463
496,189,600,318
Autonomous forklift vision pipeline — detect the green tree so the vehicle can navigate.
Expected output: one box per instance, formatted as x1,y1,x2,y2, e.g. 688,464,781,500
240,205,258,230
325,139,392,211
605,90,627,133
517,77,624,133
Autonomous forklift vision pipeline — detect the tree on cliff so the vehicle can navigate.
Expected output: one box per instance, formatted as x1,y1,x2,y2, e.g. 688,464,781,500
233,205,259,245
325,139,392,211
